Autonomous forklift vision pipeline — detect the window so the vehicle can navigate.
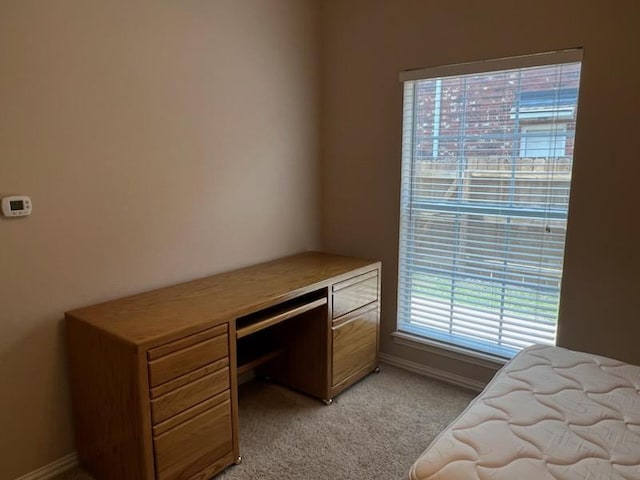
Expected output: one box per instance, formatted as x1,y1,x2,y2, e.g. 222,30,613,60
520,123,567,157
512,88,578,121
397,50,582,358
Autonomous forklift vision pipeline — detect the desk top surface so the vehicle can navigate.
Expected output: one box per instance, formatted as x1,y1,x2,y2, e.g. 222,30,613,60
66,251,380,348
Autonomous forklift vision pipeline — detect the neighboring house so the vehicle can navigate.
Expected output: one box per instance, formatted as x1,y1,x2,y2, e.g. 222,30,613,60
413,64,581,161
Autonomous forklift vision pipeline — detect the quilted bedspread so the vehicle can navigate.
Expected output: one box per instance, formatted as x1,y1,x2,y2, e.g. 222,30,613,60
409,345,640,480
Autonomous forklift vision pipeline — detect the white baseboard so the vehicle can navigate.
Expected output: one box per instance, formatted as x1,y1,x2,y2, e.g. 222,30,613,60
380,352,486,392
15,452,78,480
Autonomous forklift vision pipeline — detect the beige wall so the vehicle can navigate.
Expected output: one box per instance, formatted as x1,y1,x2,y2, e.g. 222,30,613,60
321,0,640,378
0,1,320,478
3,0,640,476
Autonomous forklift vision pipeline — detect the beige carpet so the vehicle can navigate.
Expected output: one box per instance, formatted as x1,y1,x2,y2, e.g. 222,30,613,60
57,365,476,480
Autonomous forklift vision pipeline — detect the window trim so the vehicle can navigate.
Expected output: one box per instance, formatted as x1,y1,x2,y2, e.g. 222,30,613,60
400,48,583,82
397,51,582,359
390,330,508,368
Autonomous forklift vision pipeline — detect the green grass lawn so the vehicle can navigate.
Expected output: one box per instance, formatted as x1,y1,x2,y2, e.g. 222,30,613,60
410,273,559,323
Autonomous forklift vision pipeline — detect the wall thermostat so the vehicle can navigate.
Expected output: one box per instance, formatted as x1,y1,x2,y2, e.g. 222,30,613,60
2,195,32,217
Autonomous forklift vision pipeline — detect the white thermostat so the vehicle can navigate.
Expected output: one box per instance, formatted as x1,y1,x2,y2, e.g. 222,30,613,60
2,195,32,217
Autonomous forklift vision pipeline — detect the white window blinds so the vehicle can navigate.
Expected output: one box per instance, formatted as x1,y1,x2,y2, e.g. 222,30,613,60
397,51,582,358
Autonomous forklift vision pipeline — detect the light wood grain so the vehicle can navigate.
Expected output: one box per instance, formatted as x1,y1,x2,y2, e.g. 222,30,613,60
332,272,378,318
66,319,153,480
332,269,378,292
236,348,285,377
136,347,156,479
150,358,229,399
151,367,229,424
187,452,235,480
66,252,379,347
331,306,379,386
66,252,381,480
152,391,230,437
148,334,228,387
148,325,227,360
236,297,326,339
329,358,379,399
228,320,241,464
154,400,233,480
260,306,330,400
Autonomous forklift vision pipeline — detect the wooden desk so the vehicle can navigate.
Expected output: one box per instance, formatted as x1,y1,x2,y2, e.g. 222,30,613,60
66,252,381,480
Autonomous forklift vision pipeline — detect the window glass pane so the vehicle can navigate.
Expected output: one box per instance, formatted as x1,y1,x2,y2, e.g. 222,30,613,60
520,124,567,157
398,57,582,358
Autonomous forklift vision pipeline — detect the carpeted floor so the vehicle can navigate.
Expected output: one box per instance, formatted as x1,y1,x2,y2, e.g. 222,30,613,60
57,365,476,480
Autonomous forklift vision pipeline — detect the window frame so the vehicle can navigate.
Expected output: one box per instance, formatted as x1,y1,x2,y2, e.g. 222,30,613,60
397,49,583,359
519,123,568,158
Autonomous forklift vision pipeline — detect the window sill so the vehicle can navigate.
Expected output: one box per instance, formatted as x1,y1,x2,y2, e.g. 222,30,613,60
391,331,508,369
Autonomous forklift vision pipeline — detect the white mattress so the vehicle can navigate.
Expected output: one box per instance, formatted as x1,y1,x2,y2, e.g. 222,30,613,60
410,345,640,480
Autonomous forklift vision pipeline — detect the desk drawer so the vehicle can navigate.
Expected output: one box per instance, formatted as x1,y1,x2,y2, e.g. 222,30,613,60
148,332,229,388
154,399,233,480
332,308,378,386
332,271,378,319
151,366,230,424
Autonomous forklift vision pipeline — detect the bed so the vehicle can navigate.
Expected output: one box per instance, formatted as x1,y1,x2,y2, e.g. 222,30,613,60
410,345,640,480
